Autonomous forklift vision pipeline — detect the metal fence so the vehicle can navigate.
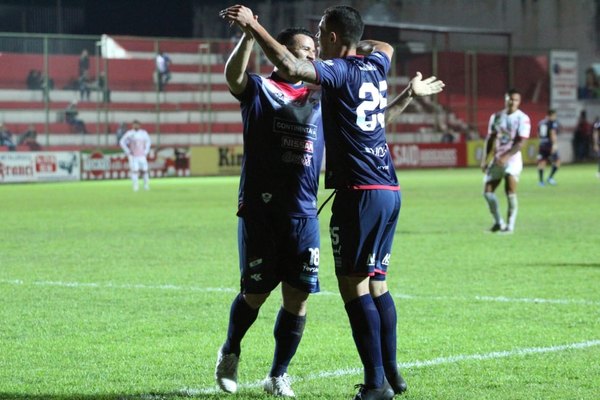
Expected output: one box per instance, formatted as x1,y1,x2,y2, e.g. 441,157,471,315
0,32,551,148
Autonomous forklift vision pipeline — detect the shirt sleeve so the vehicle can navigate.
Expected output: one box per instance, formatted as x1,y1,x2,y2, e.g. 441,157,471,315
233,73,260,103
144,132,151,155
312,59,347,89
487,113,497,137
119,131,130,154
368,51,391,75
518,113,531,139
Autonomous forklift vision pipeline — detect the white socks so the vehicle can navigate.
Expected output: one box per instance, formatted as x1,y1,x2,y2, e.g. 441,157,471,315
507,193,518,231
483,192,504,226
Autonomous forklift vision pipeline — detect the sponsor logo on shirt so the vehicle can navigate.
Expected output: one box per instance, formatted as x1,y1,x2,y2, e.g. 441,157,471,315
282,151,313,167
273,117,317,140
281,136,314,153
364,145,388,157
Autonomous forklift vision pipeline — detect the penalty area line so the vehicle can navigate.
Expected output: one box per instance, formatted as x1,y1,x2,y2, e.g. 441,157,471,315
178,339,600,396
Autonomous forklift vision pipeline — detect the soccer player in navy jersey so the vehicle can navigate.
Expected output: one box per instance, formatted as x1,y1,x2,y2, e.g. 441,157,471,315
221,5,444,400
536,109,560,186
214,26,324,397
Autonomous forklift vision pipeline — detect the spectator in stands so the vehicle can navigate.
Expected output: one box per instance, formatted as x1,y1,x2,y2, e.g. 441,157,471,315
579,67,600,99
0,123,16,151
156,50,172,91
441,130,455,143
26,69,43,90
79,49,90,79
573,110,592,162
79,72,91,101
65,100,88,134
17,124,41,151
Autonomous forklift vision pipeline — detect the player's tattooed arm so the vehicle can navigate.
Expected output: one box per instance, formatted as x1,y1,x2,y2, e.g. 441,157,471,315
276,52,315,82
220,5,317,83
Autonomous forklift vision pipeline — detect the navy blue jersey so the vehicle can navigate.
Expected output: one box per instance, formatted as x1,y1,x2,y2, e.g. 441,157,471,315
538,118,559,150
234,72,324,217
312,52,398,190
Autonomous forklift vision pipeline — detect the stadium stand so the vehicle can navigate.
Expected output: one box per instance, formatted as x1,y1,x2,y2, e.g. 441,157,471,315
1,35,549,146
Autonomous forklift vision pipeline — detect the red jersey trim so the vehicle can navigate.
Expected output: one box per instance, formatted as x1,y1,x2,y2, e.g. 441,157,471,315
349,185,400,191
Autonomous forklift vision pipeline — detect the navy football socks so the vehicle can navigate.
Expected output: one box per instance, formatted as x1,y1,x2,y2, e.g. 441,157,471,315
345,294,385,388
269,307,306,377
222,293,260,356
373,291,398,379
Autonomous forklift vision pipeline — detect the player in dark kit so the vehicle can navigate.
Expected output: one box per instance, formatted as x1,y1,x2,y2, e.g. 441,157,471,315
214,26,324,397
537,109,560,186
221,5,444,399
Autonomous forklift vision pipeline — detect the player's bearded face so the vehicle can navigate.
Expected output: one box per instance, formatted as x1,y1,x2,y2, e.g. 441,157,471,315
287,35,317,61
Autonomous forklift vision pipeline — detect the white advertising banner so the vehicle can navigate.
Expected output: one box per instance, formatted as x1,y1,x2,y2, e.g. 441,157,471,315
549,50,579,129
0,151,81,183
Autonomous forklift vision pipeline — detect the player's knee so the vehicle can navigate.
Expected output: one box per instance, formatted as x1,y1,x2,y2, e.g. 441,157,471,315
369,279,388,297
281,284,309,315
243,292,270,309
337,275,370,303
282,298,308,316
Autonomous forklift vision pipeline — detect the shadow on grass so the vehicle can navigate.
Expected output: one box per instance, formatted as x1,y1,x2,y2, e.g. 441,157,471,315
524,262,600,268
0,392,268,400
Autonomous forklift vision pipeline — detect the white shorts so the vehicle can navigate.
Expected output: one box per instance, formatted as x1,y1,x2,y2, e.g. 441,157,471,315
484,161,522,183
129,156,148,172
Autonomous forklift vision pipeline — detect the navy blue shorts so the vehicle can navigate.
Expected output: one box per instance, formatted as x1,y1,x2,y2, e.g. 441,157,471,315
238,211,320,294
330,189,401,280
538,146,559,162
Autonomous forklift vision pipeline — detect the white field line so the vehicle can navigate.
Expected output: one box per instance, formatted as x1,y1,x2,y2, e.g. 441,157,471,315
2,278,600,306
177,339,600,396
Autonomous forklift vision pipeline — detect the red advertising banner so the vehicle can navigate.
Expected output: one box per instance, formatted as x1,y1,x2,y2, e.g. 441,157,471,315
388,143,467,169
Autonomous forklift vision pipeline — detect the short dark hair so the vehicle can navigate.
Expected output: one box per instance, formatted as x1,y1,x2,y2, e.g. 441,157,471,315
506,88,520,97
548,109,556,115
323,5,364,46
276,27,314,47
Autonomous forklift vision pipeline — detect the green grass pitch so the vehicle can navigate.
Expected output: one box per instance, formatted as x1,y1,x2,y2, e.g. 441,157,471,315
1,165,599,399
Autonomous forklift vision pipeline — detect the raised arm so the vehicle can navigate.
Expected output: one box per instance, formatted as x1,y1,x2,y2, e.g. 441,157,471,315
386,72,445,123
220,5,317,84
356,39,394,60
224,31,255,95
